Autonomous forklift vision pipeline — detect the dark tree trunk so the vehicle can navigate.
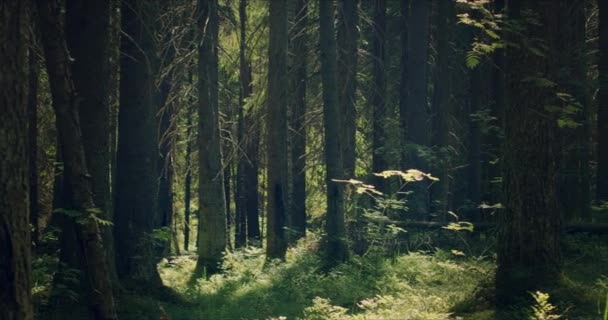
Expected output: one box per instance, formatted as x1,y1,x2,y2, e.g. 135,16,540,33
235,0,250,248
237,5,261,245
158,94,175,255
65,0,117,283
484,0,505,216
405,0,430,220
28,33,40,247
319,0,348,267
184,104,193,251
430,0,453,219
371,0,387,190
108,0,120,230
467,66,484,223
114,0,163,288
266,0,289,260
0,1,33,319
399,0,409,171
337,0,358,178
289,0,309,242
599,0,608,203
196,0,227,275
496,0,563,308
36,0,117,318
224,149,233,250
245,118,261,243
559,0,591,222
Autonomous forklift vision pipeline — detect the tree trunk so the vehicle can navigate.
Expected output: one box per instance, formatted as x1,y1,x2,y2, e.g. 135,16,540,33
36,0,117,318
371,0,387,191
430,0,453,220
28,31,40,248
467,66,483,223
559,0,591,222
0,1,33,319
289,0,309,242
319,0,349,267
399,0,409,171
405,0,430,220
236,2,261,244
599,0,608,203
65,0,117,283
266,0,289,260
496,0,563,308
337,0,358,178
245,117,261,243
158,95,175,255
224,149,233,250
184,104,193,251
114,0,163,288
197,0,227,275
235,0,250,248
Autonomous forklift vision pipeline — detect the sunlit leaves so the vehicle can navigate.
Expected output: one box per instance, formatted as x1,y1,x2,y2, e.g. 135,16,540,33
442,221,474,232
373,169,439,182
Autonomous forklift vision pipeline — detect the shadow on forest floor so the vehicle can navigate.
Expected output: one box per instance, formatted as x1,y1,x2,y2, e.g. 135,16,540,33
34,231,608,320
116,232,607,320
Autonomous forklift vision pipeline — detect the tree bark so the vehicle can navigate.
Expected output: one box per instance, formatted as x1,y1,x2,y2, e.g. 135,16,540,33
496,0,563,308
197,0,227,274
430,0,453,220
559,0,591,222
399,0,409,172
266,0,289,260
184,104,193,251
65,0,117,283
158,95,175,255
0,1,33,319
371,0,388,192
599,0,608,203
236,0,250,248
319,0,349,267
337,0,358,179
36,0,117,317
28,30,40,247
289,0,309,242
405,0,431,220
114,0,163,288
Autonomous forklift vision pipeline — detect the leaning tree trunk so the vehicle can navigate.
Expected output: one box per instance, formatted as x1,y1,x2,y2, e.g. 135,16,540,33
114,0,163,288
36,0,117,318
495,0,563,309
0,1,33,319
319,0,349,267
196,0,227,275
266,0,289,260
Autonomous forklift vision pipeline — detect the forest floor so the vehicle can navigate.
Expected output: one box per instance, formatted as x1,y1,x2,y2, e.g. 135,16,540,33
115,232,608,320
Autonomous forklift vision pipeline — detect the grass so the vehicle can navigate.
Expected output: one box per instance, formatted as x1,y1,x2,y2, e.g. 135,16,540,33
34,232,607,319
138,233,494,320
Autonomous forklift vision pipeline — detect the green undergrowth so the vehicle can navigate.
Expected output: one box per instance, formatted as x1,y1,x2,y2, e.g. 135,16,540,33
146,233,495,320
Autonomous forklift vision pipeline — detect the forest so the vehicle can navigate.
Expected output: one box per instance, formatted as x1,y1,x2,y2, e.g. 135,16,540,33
1,0,608,319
